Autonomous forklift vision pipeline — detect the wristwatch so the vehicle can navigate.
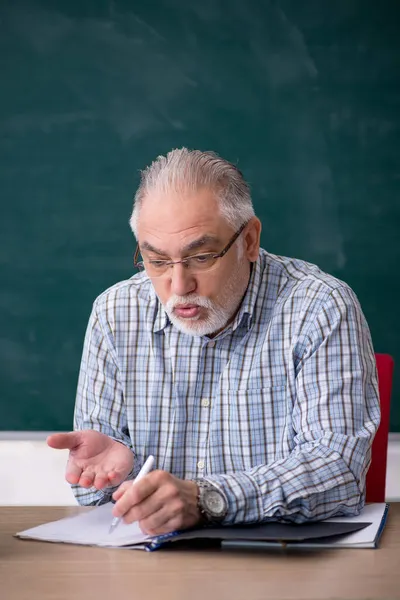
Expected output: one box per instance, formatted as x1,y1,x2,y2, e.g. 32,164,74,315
194,480,228,523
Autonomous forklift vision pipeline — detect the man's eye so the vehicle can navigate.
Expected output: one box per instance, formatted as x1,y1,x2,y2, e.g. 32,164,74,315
149,260,167,268
192,254,213,264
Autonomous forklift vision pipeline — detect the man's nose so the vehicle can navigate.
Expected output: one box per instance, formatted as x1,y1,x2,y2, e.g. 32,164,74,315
169,263,197,296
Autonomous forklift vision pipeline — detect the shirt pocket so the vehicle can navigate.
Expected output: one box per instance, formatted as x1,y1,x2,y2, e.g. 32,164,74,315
220,385,288,471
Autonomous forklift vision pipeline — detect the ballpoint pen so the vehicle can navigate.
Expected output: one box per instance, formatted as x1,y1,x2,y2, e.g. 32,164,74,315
109,454,155,534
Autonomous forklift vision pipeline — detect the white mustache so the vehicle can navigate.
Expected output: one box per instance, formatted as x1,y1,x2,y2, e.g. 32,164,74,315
166,294,214,312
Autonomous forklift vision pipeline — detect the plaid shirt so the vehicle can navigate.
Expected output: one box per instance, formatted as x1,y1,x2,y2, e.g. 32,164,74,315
73,249,380,523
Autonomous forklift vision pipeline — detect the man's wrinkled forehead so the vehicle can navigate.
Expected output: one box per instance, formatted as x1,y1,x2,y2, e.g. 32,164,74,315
140,233,223,257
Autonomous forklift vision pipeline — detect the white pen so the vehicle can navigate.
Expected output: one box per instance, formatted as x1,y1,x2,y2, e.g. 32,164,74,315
108,454,155,534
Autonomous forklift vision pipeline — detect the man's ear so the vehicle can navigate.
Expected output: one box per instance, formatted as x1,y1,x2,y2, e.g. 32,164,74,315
244,217,261,261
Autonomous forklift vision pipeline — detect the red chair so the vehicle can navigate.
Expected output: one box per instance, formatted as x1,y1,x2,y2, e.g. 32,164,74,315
365,353,394,502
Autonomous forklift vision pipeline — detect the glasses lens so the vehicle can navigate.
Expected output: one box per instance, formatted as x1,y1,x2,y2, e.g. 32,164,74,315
186,254,218,272
144,260,169,277
138,254,219,277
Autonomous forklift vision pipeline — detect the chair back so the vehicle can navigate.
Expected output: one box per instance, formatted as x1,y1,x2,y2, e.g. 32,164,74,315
365,353,394,502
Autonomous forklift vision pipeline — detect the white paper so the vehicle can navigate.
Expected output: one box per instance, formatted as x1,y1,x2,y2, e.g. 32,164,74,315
319,502,388,547
16,502,152,548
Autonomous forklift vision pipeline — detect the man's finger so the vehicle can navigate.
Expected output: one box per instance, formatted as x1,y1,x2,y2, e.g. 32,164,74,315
112,474,159,518
93,472,111,490
107,469,126,486
65,459,82,485
113,472,159,504
112,481,131,501
95,467,127,489
78,469,96,488
119,487,166,524
47,432,82,451
139,508,179,536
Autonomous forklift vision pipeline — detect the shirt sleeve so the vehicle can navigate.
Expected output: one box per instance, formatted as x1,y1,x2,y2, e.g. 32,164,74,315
71,301,135,506
203,286,381,524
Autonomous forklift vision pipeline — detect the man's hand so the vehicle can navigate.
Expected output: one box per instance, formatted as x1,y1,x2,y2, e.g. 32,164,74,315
46,430,134,490
112,470,201,535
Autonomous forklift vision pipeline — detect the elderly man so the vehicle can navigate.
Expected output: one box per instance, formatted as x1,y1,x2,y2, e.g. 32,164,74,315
48,148,380,536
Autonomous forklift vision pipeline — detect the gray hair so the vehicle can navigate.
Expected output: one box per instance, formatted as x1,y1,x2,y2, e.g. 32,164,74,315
129,148,255,237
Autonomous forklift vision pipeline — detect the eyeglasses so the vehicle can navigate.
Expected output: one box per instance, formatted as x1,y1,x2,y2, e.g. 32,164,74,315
134,221,248,277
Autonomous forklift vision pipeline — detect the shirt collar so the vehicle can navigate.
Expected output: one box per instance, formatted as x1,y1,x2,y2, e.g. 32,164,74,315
230,254,262,332
153,299,169,333
151,252,263,334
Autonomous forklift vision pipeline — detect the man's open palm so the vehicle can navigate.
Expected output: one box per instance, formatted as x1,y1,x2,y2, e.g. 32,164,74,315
47,430,134,490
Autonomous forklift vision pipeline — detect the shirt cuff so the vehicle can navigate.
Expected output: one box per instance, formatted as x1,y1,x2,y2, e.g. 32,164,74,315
203,471,263,524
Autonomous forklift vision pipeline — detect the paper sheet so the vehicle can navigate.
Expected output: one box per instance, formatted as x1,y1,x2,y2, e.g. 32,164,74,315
321,502,388,547
16,502,152,547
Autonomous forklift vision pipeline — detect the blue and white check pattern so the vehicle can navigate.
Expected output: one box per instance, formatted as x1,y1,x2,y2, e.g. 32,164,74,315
73,249,380,523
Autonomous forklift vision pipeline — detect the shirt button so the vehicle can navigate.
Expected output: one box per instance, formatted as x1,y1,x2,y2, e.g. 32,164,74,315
208,341,216,348
197,460,205,470
201,398,210,408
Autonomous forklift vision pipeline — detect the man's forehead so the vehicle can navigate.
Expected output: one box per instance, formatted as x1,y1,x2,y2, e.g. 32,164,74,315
137,188,229,240
137,215,231,256
139,231,223,256
138,220,225,247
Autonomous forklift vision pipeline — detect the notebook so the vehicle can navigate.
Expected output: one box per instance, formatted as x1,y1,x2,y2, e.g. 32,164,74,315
15,502,389,552
222,503,389,551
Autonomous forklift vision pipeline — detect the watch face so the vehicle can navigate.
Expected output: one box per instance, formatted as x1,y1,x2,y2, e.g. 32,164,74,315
204,490,226,517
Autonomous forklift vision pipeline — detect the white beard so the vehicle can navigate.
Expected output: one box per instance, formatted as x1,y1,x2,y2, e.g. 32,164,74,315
163,261,249,337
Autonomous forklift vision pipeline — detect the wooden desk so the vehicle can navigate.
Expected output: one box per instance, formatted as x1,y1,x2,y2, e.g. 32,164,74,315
1,505,399,600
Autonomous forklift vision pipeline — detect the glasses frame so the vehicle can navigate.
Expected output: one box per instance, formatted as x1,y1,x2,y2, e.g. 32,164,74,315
133,220,249,275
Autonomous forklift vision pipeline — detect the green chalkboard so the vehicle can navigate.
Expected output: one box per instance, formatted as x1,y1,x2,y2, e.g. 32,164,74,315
1,0,399,431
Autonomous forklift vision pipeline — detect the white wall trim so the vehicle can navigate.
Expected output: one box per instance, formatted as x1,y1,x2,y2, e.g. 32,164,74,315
0,432,54,441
